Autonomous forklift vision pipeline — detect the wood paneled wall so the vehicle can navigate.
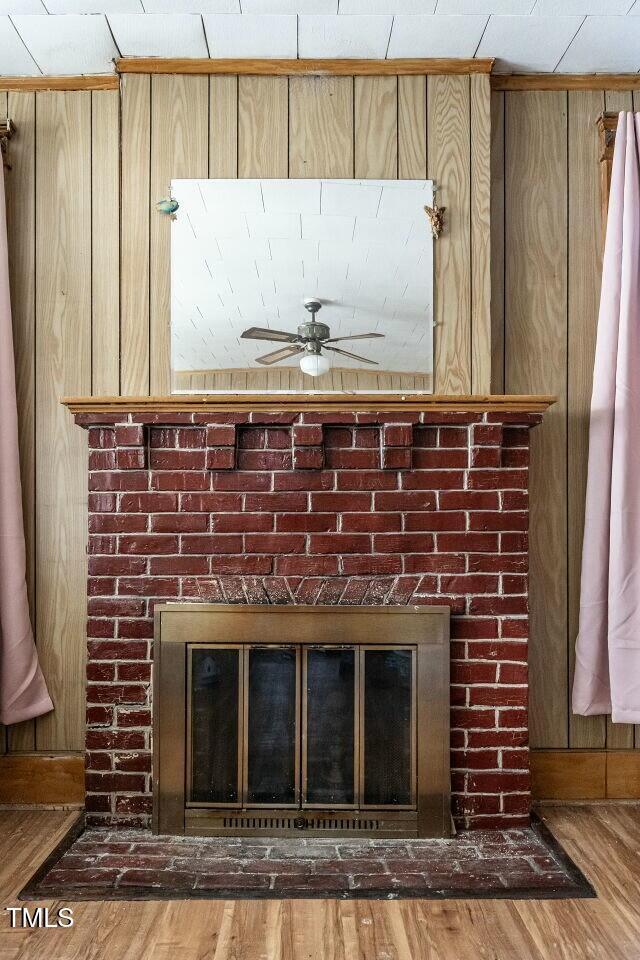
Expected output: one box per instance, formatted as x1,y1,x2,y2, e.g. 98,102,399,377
492,87,640,753
1,72,490,754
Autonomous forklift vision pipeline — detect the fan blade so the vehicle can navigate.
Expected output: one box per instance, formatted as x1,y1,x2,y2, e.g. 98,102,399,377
255,345,304,366
324,333,385,343
241,326,299,343
324,345,378,366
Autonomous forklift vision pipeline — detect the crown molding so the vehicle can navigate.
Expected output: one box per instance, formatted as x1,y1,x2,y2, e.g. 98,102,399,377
116,57,494,77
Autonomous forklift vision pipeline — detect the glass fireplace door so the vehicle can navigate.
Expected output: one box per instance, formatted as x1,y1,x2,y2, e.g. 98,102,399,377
244,646,299,807
187,642,416,813
303,647,358,808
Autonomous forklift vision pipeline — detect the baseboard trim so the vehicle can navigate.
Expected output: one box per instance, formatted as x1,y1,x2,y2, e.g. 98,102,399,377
531,749,640,800
3,749,639,806
0,753,84,805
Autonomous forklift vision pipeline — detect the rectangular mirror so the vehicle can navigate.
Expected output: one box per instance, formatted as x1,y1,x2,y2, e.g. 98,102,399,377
170,179,434,394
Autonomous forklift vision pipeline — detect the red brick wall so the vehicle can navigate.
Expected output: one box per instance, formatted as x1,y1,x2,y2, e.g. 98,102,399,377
77,408,539,830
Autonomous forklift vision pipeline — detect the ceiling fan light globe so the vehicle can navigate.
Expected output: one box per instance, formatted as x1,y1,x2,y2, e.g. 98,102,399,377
300,353,330,377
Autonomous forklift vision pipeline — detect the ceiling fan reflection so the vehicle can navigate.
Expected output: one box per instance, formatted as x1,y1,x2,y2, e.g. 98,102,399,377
240,299,385,378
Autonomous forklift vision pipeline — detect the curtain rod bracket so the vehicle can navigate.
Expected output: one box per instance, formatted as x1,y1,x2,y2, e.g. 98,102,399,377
1,119,15,171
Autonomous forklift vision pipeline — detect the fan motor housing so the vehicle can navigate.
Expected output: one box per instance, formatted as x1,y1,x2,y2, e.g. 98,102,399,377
298,321,330,344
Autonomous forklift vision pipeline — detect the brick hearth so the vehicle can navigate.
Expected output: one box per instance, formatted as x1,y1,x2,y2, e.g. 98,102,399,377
73,407,541,831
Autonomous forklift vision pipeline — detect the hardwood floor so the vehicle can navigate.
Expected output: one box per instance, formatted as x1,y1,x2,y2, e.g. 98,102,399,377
0,805,638,959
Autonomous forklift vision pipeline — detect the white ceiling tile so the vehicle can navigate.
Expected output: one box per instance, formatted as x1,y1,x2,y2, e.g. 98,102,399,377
435,0,533,10
246,212,301,239
557,15,640,71
188,178,265,215
12,13,118,72
204,13,297,57
0,15,39,72
353,216,412,246
270,237,319,261
535,0,630,12
256,258,304,281
262,179,321,215
298,14,393,57
47,0,141,12
143,0,238,11
476,14,584,71
110,13,207,57
387,14,487,57
340,0,435,13
377,182,433,220
218,237,271,259
243,0,335,11
302,213,355,243
321,181,382,217
0,0,45,11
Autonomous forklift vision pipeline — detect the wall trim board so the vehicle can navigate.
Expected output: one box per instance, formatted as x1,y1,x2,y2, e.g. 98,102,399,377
116,57,494,76
531,750,640,800
0,76,118,91
0,754,84,805
492,74,640,92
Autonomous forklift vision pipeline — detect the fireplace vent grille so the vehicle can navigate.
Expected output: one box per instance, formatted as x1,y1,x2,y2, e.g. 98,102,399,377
222,816,381,832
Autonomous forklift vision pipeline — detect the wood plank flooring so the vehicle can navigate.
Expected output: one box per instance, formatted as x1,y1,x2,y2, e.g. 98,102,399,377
0,804,639,959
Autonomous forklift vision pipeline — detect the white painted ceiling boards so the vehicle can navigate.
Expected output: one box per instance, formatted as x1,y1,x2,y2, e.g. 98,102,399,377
1,3,640,75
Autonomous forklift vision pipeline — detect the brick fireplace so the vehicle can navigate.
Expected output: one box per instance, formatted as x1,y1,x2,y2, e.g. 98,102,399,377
66,396,551,832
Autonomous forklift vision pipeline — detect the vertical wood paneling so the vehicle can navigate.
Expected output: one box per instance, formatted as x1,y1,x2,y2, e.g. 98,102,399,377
505,91,568,749
209,76,237,178
5,71,485,754
120,75,150,396
91,90,120,396
34,91,91,751
602,89,635,750
150,76,208,395
289,77,354,178
398,76,426,180
5,91,36,752
567,89,606,749
490,90,505,394
238,76,288,178
470,74,492,395
354,76,397,178
427,75,471,395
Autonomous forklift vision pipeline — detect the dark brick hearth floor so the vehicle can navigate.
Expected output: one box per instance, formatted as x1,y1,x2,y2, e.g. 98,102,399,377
22,815,594,901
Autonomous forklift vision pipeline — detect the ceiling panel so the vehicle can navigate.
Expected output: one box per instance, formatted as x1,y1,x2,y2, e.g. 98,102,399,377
46,0,141,12
110,12,208,57
534,0,632,13
557,15,640,72
203,13,297,57
339,0,435,12
436,0,533,11
141,0,238,10
298,13,393,57
12,13,118,72
242,0,336,11
0,14,40,72
0,0,46,11
476,13,584,71
2,2,640,77
388,14,488,58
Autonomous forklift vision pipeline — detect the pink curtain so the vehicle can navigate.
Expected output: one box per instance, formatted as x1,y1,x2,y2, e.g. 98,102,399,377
573,112,640,722
0,165,52,724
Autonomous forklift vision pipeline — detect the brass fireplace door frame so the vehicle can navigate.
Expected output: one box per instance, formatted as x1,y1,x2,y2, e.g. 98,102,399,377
153,603,450,838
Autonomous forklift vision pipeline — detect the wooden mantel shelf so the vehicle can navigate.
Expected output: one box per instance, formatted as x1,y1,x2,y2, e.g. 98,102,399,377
61,394,556,415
